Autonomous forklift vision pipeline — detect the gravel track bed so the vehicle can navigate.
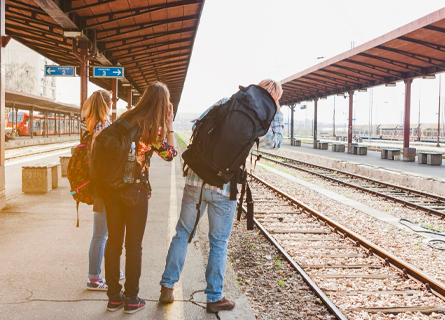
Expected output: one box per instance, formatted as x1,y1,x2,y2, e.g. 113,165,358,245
247,181,445,319
252,162,445,285
227,219,333,320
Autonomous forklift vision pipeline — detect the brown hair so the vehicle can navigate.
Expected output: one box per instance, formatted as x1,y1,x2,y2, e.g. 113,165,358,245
120,82,170,145
84,90,111,134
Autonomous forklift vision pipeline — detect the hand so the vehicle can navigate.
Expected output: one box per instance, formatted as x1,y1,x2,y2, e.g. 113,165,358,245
166,102,174,129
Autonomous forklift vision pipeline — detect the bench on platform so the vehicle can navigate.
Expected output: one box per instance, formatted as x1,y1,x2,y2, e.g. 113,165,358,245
318,142,328,150
418,152,443,166
381,148,401,160
332,143,345,152
352,145,367,155
59,156,71,177
22,162,61,193
291,138,301,146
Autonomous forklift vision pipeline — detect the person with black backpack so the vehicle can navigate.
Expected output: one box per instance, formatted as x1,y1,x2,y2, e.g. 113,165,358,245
159,79,283,313
92,82,177,314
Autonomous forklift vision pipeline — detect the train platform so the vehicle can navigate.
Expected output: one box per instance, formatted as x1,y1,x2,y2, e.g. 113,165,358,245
282,140,445,178
279,140,445,197
0,149,255,319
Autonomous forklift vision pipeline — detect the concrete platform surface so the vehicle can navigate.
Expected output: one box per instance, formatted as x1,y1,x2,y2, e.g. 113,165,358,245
0,150,255,320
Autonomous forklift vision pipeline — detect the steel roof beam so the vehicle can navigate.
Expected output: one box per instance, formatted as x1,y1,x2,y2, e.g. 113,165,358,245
331,64,385,81
298,76,340,90
104,36,194,55
292,79,331,91
129,62,188,75
6,10,60,29
342,59,400,78
84,0,203,29
96,14,199,40
101,27,195,49
282,82,318,95
319,69,368,84
131,65,187,78
63,0,120,14
376,45,445,68
124,54,189,70
399,36,445,53
357,52,423,74
308,73,357,87
109,44,192,63
423,25,445,34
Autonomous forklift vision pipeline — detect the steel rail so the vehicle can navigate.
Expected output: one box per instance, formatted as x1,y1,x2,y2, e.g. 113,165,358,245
239,204,348,320
256,150,445,218
249,172,445,299
5,144,75,160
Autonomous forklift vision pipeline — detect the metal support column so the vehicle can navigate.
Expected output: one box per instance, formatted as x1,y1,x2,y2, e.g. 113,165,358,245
333,96,336,137
0,0,6,209
437,75,441,147
112,78,118,121
403,79,416,161
290,104,294,141
127,88,132,110
313,99,318,148
347,91,353,153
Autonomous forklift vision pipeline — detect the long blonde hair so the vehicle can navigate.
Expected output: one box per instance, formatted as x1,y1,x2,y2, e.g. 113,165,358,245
258,79,283,104
84,90,111,134
120,82,170,145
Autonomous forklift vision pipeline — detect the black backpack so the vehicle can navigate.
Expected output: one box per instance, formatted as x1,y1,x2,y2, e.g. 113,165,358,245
182,85,276,187
182,85,276,240
90,118,140,191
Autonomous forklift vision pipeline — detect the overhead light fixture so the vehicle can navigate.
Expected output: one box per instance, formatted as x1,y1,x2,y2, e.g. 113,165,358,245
358,89,367,92
422,75,436,79
122,83,131,87
63,30,83,38
133,92,140,96
385,83,396,87
320,96,327,100
336,93,344,96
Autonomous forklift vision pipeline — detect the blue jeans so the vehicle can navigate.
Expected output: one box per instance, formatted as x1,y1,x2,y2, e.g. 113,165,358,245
160,184,236,302
88,210,107,279
105,183,149,299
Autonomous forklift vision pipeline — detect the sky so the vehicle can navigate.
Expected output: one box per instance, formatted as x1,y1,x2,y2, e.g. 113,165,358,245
175,0,445,126
54,1,445,126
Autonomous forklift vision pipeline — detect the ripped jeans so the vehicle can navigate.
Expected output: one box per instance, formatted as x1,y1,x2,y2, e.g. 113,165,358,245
104,183,148,299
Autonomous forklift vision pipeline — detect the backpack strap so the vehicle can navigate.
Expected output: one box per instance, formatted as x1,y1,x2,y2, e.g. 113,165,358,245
246,182,254,230
76,201,80,227
188,183,205,243
236,162,247,221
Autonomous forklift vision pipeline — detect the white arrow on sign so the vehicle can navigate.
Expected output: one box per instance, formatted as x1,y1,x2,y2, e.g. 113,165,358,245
46,68,54,74
113,69,122,75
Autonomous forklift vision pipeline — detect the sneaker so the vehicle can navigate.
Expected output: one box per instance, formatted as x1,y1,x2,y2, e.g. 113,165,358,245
119,270,125,281
159,286,174,303
124,297,146,314
107,293,124,312
206,297,235,313
87,278,108,291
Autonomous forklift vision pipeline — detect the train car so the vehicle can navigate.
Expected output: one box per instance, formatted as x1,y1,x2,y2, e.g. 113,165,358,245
6,111,80,137
351,123,445,142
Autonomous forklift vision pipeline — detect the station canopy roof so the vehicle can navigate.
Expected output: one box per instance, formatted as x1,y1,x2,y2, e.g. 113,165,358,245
5,0,204,112
280,7,445,105
6,89,81,115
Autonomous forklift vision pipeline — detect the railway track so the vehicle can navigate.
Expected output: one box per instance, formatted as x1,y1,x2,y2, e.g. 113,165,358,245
255,150,445,219
244,173,445,319
5,141,76,161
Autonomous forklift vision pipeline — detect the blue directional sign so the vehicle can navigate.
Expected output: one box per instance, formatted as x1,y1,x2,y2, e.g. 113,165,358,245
93,67,124,78
45,66,75,77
